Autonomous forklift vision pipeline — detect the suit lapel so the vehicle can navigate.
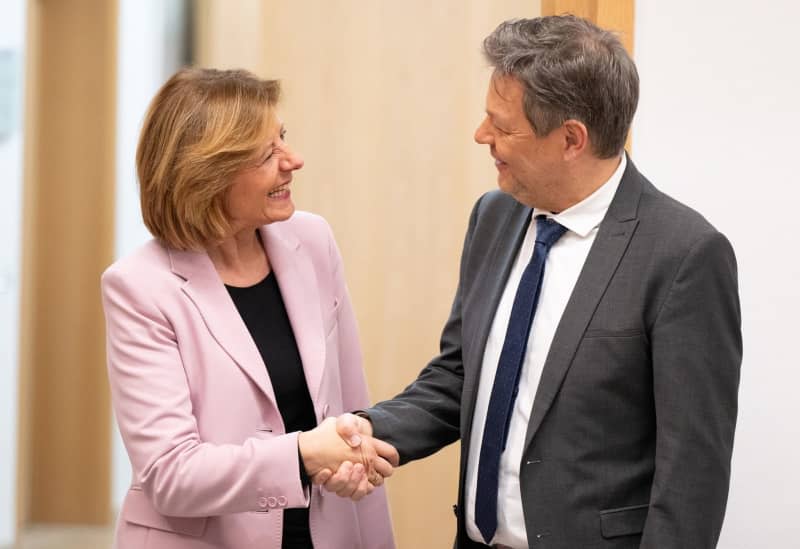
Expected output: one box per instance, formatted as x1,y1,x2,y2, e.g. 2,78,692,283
169,245,278,406
523,161,644,452
261,225,326,404
461,202,532,439
170,225,326,412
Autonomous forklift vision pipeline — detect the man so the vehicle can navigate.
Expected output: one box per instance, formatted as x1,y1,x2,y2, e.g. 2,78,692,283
326,15,741,548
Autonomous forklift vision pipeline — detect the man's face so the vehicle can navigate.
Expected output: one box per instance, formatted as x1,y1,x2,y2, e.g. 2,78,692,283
474,75,565,210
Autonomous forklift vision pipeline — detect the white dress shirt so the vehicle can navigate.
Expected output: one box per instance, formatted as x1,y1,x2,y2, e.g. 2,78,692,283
465,155,626,547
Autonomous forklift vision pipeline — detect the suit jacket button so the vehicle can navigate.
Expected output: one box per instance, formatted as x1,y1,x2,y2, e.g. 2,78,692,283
277,496,288,506
267,496,278,508
258,497,268,508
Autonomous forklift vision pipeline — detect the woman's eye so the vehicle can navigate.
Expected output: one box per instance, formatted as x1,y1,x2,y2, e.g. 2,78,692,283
279,129,287,141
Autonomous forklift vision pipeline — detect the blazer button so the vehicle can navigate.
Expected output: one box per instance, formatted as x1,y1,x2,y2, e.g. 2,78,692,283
258,497,268,508
277,496,288,506
267,496,278,508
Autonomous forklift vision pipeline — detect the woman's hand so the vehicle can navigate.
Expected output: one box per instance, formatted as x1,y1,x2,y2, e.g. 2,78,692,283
307,413,399,500
298,415,398,501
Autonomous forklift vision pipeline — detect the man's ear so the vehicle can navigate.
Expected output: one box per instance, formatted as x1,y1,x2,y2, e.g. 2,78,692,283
562,119,589,160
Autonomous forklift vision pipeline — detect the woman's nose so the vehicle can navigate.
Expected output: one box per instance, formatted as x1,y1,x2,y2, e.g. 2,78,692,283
280,146,304,171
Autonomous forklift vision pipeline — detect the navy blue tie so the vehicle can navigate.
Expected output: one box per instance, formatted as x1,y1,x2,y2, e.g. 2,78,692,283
474,215,567,543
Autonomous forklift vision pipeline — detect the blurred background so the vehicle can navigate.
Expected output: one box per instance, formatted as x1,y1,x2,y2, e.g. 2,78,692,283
1,0,798,548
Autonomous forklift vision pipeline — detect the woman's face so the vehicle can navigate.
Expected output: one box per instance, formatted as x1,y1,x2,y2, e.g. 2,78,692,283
225,112,304,233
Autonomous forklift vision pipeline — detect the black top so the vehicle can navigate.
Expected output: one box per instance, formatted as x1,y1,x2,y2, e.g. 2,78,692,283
226,272,316,549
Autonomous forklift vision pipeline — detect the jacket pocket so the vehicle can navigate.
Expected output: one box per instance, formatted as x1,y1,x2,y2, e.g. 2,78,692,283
323,297,341,338
124,487,208,538
599,503,649,538
583,328,644,339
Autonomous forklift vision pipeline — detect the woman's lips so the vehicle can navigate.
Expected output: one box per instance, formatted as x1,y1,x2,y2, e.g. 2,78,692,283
267,182,291,198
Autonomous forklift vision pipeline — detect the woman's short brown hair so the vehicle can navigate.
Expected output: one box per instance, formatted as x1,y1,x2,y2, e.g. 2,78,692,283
137,67,281,250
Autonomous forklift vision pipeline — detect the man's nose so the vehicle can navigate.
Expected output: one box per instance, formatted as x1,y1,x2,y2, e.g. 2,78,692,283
474,117,493,145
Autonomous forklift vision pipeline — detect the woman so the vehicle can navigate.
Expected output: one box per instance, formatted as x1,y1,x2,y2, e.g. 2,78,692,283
102,68,395,549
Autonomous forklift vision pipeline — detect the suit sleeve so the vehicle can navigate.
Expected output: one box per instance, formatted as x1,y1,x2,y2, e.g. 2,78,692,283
323,221,396,549
642,230,742,548
102,268,308,517
366,196,484,464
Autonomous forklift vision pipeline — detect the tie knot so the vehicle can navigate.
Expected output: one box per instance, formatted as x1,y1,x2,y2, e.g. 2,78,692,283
535,215,567,247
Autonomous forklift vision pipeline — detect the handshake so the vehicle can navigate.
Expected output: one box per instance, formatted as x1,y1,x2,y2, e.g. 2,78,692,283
298,413,399,501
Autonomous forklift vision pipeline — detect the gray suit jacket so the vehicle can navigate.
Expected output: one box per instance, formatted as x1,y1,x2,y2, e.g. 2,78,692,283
368,159,741,549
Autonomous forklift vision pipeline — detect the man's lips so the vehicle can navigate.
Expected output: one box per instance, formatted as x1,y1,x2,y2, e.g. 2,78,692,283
491,150,507,168
493,156,508,170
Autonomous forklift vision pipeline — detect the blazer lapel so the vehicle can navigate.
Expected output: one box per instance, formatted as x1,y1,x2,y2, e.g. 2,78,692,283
261,225,326,404
461,202,532,439
523,161,644,452
169,246,277,406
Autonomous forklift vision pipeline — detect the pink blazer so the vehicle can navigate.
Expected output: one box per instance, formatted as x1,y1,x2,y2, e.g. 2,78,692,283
102,212,395,549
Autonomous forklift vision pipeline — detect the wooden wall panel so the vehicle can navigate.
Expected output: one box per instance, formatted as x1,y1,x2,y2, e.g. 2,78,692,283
195,1,537,547
541,0,635,48
541,0,635,56
541,0,635,148
18,0,117,525
542,0,597,21
595,0,635,53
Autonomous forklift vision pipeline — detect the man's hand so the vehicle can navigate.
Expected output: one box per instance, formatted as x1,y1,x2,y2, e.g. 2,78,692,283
311,413,399,500
298,414,398,501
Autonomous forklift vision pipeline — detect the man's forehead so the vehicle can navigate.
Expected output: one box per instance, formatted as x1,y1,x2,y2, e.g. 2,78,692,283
488,75,523,103
486,76,524,114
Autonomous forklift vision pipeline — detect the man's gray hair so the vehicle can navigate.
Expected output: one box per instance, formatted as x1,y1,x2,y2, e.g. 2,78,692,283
483,15,639,158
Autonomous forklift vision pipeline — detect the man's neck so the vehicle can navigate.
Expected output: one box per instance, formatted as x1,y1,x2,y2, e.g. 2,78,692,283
552,154,623,213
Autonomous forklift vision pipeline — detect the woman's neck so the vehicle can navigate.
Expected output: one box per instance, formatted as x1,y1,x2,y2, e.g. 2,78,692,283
207,228,270,287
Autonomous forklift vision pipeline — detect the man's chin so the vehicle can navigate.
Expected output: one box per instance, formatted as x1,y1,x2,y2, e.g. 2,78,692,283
496,175,515,195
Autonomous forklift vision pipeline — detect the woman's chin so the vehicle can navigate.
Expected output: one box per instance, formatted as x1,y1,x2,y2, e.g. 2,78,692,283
264,203,295,224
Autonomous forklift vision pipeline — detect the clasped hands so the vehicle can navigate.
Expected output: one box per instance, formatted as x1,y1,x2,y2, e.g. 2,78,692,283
298,413,397,501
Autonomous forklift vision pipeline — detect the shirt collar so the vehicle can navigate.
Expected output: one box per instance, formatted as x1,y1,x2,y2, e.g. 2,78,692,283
532,153,627,238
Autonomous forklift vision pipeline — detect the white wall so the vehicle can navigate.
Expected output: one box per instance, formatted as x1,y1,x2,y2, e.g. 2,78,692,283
112,0,189,510
0,0,26,544
633,1,800,547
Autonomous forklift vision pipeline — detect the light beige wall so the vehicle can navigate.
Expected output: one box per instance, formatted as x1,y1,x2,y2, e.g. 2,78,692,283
196,1,537,547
